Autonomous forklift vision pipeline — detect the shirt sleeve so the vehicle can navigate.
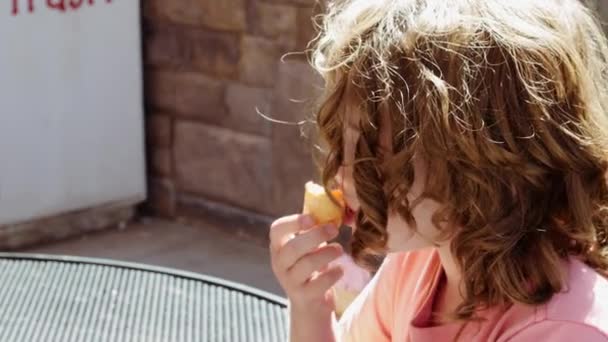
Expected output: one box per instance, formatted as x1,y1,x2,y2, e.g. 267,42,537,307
505,321,608,342
336,254,402,342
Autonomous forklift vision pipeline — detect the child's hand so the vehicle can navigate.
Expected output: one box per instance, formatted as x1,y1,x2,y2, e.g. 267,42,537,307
269,214,344,314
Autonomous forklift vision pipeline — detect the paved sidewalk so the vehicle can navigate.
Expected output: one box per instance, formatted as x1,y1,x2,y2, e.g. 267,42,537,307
23,217,284,296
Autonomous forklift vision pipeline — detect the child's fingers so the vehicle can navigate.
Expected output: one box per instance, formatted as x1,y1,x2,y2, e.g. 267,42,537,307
287,243,343,285
302,265,344,301
278,225,339,270
269,214,315,252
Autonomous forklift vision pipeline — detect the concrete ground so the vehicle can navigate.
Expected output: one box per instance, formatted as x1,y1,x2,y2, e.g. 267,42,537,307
22,217,284,296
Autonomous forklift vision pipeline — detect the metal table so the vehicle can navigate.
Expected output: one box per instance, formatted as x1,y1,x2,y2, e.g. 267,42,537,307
0,253,289,342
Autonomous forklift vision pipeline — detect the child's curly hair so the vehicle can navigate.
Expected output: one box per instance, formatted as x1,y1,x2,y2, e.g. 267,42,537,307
311,0,608,321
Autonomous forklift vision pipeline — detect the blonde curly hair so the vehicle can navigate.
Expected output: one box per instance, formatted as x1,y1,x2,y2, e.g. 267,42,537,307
311,0,608,321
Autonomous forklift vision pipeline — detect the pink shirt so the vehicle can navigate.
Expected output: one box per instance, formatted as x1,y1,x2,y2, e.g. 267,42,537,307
337,248,608,341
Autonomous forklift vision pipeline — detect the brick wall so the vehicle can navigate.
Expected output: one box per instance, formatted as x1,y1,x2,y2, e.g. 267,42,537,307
142,0,608,226
143,0,322,224
597,0,608,31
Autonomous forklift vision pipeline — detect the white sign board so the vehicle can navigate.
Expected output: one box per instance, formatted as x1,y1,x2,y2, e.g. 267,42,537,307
0,0,146,225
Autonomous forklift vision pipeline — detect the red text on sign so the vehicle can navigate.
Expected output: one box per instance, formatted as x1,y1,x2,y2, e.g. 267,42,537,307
12,0,112,15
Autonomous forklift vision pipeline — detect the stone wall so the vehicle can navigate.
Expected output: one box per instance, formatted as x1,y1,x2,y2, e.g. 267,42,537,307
143,0,322,226
596,0,608,31
142,0,608,229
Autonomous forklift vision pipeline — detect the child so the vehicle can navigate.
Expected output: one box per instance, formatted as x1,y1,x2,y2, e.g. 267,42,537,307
269,0,608,341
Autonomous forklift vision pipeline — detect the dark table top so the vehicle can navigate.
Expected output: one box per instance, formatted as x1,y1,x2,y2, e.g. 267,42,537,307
0,253,288,342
